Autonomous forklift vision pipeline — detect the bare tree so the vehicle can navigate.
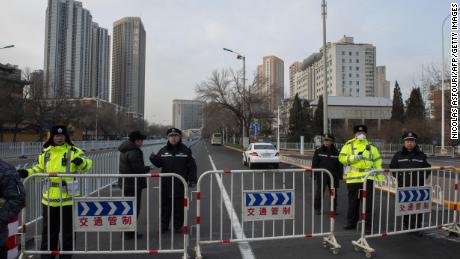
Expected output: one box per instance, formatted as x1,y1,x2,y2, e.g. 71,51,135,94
196,69,271,139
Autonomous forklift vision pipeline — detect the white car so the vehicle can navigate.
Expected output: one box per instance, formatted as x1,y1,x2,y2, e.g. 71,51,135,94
242,143,280,169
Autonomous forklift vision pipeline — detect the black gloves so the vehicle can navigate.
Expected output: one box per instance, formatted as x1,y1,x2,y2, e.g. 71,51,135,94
18,169,29,178
72,157,84,166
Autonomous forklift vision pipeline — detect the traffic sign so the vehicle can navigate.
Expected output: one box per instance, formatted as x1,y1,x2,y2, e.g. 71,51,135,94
396,187,431,216
74,197,136,232
243,191,294,221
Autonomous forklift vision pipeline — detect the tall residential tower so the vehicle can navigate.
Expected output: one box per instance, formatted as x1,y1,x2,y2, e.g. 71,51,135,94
111,17,146,116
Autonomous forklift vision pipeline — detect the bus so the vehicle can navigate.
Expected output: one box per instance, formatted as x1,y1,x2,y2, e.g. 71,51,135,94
211,133,222,145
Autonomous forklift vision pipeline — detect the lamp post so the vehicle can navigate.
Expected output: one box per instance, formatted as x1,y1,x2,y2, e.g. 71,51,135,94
441,13,450,153
321,0,329,135
0,45,14,50
223,47,248,147
95,90,106,141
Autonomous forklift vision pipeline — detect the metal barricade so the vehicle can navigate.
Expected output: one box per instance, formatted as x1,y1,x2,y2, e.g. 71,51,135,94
20,173,190,258
352,167,460,258
194,169,341,258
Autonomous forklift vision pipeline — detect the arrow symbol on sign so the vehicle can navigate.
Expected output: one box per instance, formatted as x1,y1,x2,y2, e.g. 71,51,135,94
261,194,268,206
81,202,90,216
409,191,414,202
95,202,103,216
248,193,255,206
272,193,279,205
109,202,117,215
122,202,131,215
282,192,289,205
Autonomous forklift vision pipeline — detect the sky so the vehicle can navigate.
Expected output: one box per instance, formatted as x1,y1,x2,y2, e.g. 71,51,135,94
0,0,452,125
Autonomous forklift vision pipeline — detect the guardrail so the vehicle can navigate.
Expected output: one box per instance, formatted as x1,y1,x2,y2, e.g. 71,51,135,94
0,139,166,159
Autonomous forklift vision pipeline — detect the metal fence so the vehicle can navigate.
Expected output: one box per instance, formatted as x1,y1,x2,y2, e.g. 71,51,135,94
194,168,341,258
21,173,189,258
274,142,454,157
15,144,163,232
352,167,460,258
0,139,166,159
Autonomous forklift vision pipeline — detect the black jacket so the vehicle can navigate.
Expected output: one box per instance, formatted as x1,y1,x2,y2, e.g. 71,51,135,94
149,141,197,198
118,141,150,190
389,146,431,187
312,145,343,187
0,159,26,246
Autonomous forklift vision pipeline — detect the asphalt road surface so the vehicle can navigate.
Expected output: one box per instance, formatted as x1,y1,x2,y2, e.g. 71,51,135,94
25,140,460,259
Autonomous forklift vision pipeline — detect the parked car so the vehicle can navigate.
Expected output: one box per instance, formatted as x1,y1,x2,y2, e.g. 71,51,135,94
242,142,279,169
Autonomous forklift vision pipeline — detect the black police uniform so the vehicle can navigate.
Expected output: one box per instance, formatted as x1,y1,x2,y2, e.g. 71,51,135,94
149,128,197,233
389,132,431,229
312,135,343,213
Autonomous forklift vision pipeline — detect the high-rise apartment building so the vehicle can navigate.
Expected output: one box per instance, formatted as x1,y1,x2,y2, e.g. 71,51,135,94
289,62,301,98
44,0,109,100
111,17,146,116
291,36,383,100
257,56,284,111
172,100,204,130
375,66,390,99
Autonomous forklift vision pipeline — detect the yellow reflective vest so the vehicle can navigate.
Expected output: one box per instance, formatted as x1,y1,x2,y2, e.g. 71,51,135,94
338,138,383,184
26,143,93,206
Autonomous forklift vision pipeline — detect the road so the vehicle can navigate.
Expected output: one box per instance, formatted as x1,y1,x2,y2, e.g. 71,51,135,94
24,140,460,259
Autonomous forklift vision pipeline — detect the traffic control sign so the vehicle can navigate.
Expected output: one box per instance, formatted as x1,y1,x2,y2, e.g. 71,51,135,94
74,197,136,232
243,191,294,221
396,187,432,216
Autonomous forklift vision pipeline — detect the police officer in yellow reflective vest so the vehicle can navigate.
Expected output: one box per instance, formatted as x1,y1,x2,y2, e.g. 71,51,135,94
18,125,92,259
339,125,383,230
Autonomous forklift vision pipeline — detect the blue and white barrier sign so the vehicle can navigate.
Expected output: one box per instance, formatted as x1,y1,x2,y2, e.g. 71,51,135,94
74,197,136,232
396,187,432,216
243,191,294,221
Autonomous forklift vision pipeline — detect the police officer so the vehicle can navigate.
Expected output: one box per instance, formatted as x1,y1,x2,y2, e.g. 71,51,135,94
339,125,383,230
149,128,197,233
0,159,26,259
118,130,151,239
390,131,430,230
18,125,92,259
312,134,343,215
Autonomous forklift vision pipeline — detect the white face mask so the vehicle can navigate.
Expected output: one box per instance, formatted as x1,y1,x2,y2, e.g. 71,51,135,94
357,134,366,141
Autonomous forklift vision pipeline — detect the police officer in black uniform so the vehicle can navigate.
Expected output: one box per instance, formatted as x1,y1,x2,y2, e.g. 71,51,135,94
390,131,431,230
149,128,197,233
312,134,343,215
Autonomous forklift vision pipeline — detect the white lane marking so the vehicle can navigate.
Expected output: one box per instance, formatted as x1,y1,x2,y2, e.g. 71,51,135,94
208,152,256,259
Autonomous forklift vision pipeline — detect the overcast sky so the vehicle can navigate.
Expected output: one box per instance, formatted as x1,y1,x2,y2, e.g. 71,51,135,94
0,0,452,125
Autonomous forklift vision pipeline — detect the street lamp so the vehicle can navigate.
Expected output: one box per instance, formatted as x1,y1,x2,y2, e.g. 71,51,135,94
223,47,248,147
95,90,106,141
0,45,14,50
321,0,329,135
441,13,450,153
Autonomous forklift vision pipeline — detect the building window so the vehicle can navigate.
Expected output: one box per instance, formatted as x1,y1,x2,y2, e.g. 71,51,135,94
356,51,359,56
356,66,359,71
349,66,352,70
349,58,352,63
349,73,352,78
342,66,345,72
342,51,345,55
349,52,352,56
342,58,346,63
349,81,352,85
356,81,360,85
356,73,359,78
356,59,359,63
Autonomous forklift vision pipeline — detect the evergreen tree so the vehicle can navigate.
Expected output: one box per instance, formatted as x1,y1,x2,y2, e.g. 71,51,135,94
301,99,313,140
288,94,303,140
405,87,426,121
313,95,324,134
391,81,405,123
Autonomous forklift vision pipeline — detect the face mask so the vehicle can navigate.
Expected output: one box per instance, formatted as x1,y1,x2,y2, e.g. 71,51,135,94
357,134,366,141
